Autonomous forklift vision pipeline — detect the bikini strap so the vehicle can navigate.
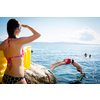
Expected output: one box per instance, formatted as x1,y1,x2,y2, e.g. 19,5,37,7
6,58,11,71
7,48,24,60
22,48,24,56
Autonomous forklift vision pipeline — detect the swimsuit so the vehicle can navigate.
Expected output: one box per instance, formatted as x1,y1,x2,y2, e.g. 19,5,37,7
63,58,74,64
2,37,25,84
3,74,24,84
6,37,24,71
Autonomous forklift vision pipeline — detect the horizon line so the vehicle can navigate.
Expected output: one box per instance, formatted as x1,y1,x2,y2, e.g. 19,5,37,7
0,41,100,45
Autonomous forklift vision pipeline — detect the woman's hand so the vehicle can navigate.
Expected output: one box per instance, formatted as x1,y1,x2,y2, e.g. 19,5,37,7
21,24,29,28
19,24,41,45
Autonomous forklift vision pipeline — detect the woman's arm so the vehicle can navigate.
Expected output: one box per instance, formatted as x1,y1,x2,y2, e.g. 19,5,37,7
0,42,3,50
0,44,2,50
18,25,41,45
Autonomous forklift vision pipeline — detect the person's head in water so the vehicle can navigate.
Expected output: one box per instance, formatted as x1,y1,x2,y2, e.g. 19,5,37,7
89,55,91,58
7,19,21,38
84,53,87,57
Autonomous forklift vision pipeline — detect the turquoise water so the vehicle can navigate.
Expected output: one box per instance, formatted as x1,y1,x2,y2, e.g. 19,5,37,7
1,40,99,84
25,42,100,84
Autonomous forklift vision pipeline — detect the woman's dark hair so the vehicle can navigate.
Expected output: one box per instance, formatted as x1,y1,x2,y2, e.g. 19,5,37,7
7,19,21,38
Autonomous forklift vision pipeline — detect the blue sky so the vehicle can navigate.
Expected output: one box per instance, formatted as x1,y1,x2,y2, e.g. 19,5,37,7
0,17,100,44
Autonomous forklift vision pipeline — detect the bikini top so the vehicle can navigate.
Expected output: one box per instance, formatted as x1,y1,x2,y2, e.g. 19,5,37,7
6,37,24,71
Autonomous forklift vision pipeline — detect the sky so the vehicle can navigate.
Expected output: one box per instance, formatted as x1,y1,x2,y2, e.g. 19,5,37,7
0,0,100,99
0,17,100,44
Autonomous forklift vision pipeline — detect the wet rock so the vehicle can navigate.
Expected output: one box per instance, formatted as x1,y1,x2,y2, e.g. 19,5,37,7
24,62,57,84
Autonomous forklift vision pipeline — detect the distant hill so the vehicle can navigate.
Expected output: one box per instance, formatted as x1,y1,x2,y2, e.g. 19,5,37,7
33,42,100,45
0,41,100,45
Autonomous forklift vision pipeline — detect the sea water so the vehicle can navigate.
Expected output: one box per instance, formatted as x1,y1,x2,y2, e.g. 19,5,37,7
1,41,100,84
24,42,100,84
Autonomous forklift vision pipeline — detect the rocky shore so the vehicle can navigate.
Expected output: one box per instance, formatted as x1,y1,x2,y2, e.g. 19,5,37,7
24,62,57,84
0,62,57,84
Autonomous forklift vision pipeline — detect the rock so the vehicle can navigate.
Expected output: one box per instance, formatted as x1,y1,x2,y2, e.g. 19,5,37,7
24,62,57,84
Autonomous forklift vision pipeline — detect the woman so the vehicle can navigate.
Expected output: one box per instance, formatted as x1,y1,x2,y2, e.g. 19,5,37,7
50,58,85,74
0,19,41,84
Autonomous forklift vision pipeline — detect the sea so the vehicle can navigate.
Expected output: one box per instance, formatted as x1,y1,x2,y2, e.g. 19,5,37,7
1,41,100,84
24,42,100,84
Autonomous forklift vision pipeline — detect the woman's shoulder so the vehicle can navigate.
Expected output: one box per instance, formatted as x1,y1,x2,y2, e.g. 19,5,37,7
1,39,7,44
10,38,23,46
0,39,7,50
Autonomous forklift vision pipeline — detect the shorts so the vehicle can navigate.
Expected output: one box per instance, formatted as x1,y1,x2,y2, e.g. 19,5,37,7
63,58,74,64
2,74,25,84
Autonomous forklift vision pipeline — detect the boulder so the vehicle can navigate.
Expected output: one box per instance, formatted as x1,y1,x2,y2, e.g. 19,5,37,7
24,62,57,84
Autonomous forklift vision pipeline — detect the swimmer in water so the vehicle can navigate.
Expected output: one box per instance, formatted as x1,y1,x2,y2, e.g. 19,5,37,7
89,55,91,58
50,58,85,74
84,53,87,57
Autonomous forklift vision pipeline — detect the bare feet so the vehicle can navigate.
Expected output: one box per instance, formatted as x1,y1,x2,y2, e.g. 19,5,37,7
50,64,54,69
50,64,55,71
82,72,85,75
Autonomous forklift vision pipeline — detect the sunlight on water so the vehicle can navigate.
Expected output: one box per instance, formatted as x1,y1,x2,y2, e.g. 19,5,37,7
25,42,100,84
